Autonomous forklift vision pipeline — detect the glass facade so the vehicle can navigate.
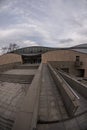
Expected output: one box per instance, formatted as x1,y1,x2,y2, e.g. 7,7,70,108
12,46,56,64
13,46,56,55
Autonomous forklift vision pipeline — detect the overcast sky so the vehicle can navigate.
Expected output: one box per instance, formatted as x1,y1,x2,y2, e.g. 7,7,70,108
0,0,87,50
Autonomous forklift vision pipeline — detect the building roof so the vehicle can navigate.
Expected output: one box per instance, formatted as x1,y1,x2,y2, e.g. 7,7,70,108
70,43,87,54
12,46,57,55
11,43,87,55
72,43,87,48
72,49,87,54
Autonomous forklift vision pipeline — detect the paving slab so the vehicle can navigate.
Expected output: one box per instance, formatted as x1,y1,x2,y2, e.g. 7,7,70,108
0,82,29,119
0,81,30,129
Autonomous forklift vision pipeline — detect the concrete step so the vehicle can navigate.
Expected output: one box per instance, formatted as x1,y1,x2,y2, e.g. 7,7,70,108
0,115,14,130
0,74,34,84
15,64,39,69
59,71,87,99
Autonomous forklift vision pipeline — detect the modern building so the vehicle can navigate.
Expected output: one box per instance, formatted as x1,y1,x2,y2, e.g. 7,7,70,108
0,44,87,77
11,46,57,64
0,44,87,130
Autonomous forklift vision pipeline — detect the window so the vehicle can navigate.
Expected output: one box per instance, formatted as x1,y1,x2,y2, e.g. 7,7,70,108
76,56,80,61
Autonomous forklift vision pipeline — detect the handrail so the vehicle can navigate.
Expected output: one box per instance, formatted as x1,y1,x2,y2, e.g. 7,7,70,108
48,63,79,100
47,63,79,116
58,71,80,100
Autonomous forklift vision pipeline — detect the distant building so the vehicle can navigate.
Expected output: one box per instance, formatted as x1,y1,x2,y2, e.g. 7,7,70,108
0,44,87,77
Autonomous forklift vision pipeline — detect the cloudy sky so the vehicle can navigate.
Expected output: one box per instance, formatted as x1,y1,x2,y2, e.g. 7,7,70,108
0,0,87,50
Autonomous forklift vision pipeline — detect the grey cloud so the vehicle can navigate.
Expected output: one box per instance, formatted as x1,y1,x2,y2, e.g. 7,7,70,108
0,0,87,49
59,38,74,43
78,28,87,36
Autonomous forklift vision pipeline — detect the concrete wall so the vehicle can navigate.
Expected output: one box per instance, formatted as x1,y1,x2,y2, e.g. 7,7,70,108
49,61,79,76
0,53,22,65
42,50,87,77
12,63,42,130
0,62,21,73
59,71,87,99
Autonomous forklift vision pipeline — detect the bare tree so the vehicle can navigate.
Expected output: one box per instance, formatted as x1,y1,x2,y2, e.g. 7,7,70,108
8,43,19,52
1,47,8,54
1,43,19,54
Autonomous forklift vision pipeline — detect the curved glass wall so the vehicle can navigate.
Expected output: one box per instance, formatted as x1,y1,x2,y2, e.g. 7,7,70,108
12,46,56,55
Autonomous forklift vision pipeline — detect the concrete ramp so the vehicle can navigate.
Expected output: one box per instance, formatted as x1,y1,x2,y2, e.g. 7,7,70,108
48,63,79,116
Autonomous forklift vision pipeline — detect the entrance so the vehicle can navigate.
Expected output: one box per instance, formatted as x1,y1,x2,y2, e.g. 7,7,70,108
22,54,41,64
77,69,85,77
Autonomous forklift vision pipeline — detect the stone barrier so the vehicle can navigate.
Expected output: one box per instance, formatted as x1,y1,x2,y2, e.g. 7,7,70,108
48,63,79,116
12,63,42,130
